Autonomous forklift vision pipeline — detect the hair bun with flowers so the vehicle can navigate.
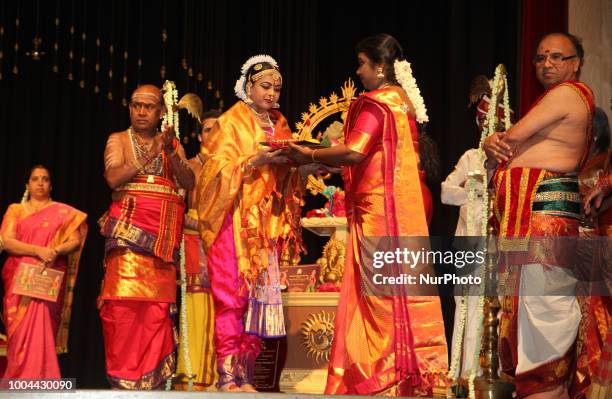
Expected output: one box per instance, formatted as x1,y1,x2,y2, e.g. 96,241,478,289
234,54,279,101
393,59,429,124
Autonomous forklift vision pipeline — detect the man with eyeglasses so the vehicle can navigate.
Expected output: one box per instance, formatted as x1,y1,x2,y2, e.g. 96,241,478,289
98,84,195,389
483,33,595,399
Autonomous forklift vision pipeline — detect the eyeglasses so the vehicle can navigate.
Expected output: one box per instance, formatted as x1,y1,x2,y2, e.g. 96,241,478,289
129,102,160,112
532,53,577,65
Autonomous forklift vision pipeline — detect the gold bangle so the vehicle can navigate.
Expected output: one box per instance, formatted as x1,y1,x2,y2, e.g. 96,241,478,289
311,149,317,162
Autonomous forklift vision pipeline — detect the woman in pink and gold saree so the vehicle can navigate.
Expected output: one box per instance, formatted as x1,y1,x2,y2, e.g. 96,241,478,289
0,165,87,379
288,34,448,396
196,55,307,392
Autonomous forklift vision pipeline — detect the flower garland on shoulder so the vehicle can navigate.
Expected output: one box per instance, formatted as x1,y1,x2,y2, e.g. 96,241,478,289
393,59,428,124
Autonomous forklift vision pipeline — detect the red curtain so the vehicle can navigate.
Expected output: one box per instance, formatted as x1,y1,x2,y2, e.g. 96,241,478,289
519,0,568,116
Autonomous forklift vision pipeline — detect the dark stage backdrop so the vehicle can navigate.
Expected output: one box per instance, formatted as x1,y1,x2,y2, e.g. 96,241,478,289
519,0,568,116
0,0,520,388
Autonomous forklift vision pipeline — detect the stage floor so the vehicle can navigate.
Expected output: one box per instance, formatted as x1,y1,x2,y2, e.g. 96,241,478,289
0,390,430,398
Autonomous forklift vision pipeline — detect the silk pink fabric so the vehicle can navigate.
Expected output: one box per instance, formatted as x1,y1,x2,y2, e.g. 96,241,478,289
2,204,68,378
207,213,261,367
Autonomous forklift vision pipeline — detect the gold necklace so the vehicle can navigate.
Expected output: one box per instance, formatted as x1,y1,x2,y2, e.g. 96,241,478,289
130,127,157,149
248,105,272,123
248,105,275,138
27,198,51,212
128,127,163,176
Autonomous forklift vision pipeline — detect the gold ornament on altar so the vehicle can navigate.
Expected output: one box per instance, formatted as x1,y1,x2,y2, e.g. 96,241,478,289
317,238,345,285
305,171,329,196
280,243,302,266
293,78,357,140
301,311,335,363
294,78,359,195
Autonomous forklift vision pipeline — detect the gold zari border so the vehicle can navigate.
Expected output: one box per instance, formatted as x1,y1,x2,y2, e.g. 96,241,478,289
117,182,178,196
533,191,580,202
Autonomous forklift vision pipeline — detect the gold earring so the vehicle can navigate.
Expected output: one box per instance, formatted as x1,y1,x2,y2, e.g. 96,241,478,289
376,67,385,79
244,90,254,104
273,102,280,109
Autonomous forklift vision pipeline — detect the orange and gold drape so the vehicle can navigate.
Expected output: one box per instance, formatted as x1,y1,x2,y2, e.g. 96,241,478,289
196,101,303,283
326,87,447,396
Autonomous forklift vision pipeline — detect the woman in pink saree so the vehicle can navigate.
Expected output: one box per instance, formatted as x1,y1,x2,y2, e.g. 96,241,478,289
0,165,87,378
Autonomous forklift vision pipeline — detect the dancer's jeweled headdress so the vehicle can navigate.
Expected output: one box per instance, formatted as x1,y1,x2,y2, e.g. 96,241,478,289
234,54,282,101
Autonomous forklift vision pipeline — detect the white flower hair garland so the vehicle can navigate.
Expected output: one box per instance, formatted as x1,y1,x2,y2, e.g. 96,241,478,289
234,54,279,101
393,59,429,124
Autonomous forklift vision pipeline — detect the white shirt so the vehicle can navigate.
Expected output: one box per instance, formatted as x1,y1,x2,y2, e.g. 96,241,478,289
441,148,487,236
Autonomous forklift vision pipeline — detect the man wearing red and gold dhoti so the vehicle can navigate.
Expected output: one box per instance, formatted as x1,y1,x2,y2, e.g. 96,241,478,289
289,33,448,397
484,32,595,399
98,84,195,389
174,110,222,391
